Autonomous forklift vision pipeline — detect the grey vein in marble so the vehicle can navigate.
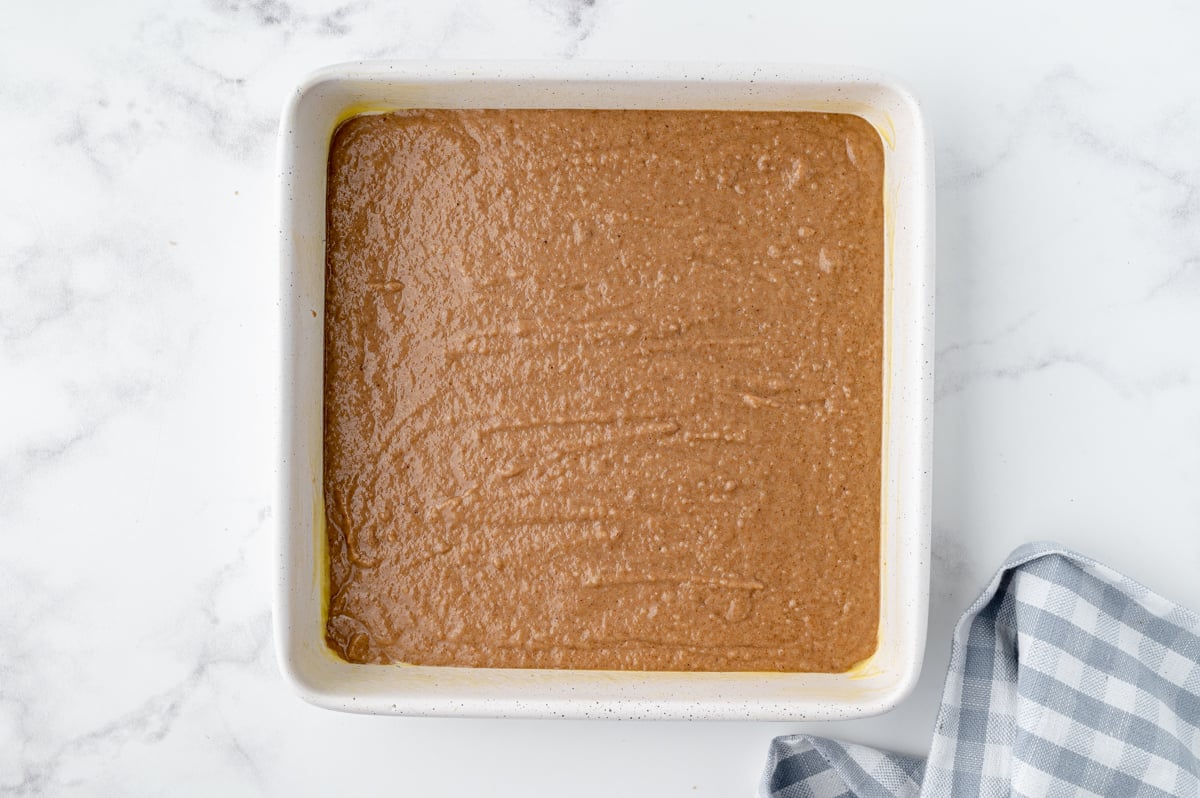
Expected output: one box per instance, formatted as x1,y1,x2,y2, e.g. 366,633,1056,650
556,0,598,57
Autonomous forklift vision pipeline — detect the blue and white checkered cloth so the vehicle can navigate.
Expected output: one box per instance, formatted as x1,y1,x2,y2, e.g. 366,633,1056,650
763,542,1200,797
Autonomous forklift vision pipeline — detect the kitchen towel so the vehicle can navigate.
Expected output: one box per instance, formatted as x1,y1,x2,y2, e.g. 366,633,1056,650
763,542,1200,797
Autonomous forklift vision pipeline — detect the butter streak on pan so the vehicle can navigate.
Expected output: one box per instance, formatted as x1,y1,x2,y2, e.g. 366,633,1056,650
871,109,898,680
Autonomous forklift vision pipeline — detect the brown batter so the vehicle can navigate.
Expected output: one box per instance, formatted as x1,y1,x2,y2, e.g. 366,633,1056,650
323,109,884,672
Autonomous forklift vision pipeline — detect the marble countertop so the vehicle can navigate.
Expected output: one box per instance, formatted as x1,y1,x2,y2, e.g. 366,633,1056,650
3,1,1199,794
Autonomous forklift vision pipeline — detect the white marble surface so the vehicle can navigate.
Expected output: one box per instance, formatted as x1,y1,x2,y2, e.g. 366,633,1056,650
3,1,1200,794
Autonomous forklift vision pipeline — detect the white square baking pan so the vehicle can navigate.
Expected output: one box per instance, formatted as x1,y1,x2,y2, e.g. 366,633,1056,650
276,61,934,720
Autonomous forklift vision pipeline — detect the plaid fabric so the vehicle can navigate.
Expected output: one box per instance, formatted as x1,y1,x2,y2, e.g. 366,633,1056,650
763,543,1200,797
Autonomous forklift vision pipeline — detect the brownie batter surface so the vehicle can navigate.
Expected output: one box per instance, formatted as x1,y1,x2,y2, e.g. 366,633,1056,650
323,109,884,672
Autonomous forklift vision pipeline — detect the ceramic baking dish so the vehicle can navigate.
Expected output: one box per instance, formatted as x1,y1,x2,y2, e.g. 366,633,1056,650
275,61,934,720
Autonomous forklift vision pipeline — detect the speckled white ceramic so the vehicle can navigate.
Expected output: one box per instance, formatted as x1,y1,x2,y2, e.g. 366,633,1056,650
276,61,934,720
